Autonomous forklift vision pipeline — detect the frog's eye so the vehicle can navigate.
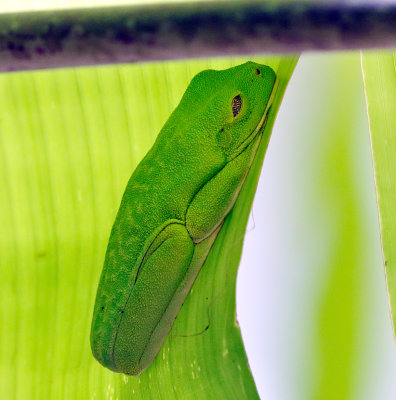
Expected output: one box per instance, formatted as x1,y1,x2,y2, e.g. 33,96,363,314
232,95,242,117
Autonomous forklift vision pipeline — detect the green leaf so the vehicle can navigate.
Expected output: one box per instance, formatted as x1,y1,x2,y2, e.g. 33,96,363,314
0,56,297,399
361,51,396,335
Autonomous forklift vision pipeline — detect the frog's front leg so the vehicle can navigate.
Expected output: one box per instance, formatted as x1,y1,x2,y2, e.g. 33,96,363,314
186,138,260,243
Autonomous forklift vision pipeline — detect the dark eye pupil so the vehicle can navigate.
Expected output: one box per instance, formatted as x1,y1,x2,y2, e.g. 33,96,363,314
232,95,242,117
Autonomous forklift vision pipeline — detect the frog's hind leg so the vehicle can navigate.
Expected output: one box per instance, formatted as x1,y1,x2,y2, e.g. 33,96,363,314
137,224,221,371
113,222,195,375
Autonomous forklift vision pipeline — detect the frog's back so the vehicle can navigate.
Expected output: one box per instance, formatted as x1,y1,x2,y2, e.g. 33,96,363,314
91,108,226,368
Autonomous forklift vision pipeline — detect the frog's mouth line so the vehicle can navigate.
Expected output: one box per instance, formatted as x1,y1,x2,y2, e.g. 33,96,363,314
230,76,279,160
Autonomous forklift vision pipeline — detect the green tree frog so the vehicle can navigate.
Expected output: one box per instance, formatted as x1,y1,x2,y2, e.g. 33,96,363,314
90,61,277,376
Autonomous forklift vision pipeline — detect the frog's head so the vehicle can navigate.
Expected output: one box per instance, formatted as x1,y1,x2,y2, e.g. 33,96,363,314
178,61,277,160
213,61,277,158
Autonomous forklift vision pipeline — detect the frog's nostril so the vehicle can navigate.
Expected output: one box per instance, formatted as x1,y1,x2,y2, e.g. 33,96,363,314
255,69,261,75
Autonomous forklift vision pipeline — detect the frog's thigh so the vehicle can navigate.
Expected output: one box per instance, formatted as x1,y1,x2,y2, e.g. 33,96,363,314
113,223,194,375
186,144,256,242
